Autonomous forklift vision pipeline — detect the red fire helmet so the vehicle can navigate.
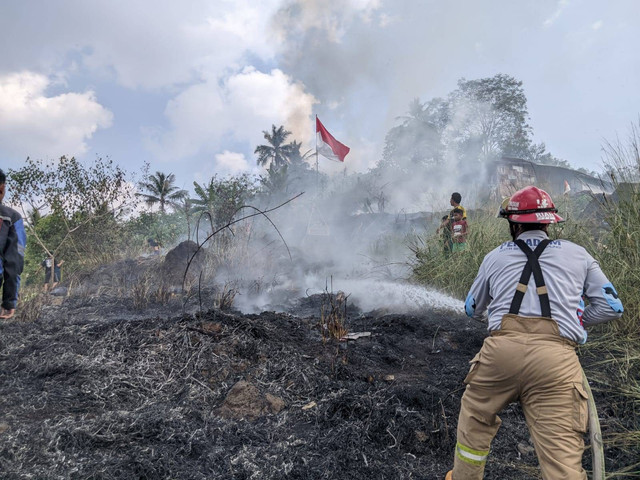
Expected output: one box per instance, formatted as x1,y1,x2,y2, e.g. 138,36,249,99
499,186,564,224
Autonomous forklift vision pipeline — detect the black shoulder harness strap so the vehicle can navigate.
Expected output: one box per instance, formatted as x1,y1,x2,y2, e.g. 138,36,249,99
508,239,552,317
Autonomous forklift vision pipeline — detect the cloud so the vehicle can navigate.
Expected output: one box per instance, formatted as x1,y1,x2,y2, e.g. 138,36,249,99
215,150,259,176
543,0,570,28
0,71,113,159
0,1,283,90
146,67,317,167
82,1,283,89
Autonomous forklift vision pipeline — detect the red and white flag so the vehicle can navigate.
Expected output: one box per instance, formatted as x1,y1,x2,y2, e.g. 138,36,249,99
564,180,571,195
316,116,350,162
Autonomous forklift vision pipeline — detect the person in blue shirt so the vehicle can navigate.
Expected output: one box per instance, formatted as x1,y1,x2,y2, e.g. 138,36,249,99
0,169,27,319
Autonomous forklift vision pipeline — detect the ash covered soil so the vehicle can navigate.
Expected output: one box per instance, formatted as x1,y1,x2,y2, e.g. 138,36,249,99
0,253,619,479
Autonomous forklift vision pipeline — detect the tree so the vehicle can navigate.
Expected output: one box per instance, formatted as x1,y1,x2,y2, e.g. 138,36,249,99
254,125,297,168
449,74,532,162
125,210,185,252
258,140,316,199
381,97,448,173
259,163,290,196
192,178,219,232
379,74,543,195
137,171,187,213
192,174,256,231
287,140,314,169
176,196,194,241
8,156,134,279
213,174,256,228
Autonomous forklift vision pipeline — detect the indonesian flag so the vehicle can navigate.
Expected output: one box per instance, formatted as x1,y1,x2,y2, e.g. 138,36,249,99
316,116,350,162
564,180,571,195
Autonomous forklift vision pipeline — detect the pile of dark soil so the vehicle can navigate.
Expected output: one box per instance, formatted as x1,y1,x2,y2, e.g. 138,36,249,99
70,240,208,298
0,289,622,479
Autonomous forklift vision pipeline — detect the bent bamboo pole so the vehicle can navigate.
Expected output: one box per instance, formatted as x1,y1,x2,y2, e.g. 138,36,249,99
583,370,605,480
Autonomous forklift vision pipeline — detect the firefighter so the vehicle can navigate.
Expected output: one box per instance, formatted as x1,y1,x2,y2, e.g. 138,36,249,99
445,186,623,480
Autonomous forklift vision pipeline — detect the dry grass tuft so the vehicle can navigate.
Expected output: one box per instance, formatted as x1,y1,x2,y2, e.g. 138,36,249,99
132,276,152,310
215,282,238,311
319,289,349,342
15,288,50,323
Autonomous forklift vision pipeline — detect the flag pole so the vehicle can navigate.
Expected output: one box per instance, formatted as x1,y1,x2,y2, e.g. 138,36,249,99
315,114,319,187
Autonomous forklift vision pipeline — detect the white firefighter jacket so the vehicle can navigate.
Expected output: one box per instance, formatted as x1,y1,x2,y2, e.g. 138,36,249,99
465,230,623,344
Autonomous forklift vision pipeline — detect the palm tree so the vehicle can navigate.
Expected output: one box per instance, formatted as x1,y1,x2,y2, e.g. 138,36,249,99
192,178,218,231
260,163,289,195
259,140,314,196
287,140,314,168
137,171,187,213
192,175,255,231
398,97,426,126
254,125,297,168
177,196,194,241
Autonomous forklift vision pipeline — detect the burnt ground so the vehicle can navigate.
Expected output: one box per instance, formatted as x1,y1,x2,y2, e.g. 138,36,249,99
0,252,632,479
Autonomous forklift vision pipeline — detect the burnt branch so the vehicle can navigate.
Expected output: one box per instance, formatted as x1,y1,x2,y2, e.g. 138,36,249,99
180,192,304,304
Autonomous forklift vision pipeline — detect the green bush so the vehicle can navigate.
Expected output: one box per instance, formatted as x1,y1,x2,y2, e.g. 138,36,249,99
124,211,188,251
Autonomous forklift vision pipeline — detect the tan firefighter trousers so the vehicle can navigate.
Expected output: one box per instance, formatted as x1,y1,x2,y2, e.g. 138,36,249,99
452,314,589,480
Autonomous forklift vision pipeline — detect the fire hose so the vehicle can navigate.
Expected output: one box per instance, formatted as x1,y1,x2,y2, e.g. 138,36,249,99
583,370,605,480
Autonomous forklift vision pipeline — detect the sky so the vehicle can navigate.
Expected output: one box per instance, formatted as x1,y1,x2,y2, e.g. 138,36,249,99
1,0,639,196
